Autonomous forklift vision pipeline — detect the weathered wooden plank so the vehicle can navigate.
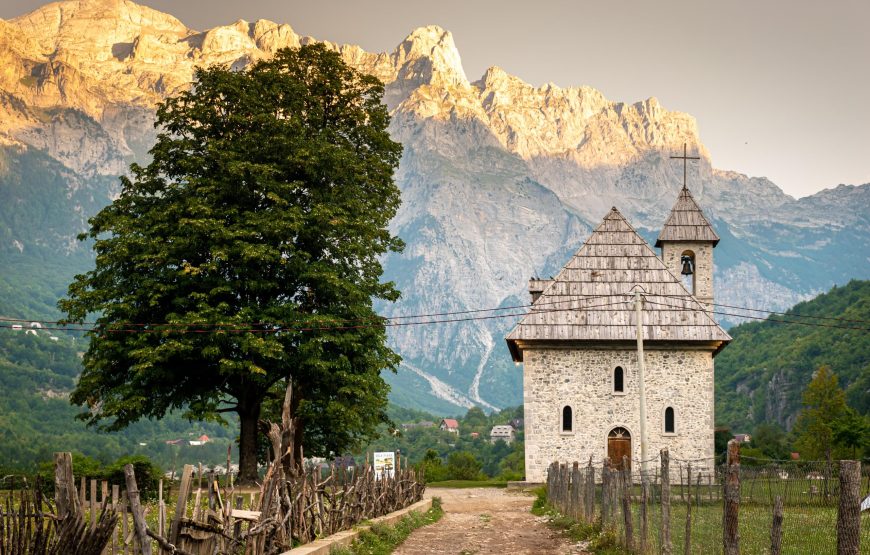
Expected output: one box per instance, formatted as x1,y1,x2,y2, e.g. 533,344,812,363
169,465,194,546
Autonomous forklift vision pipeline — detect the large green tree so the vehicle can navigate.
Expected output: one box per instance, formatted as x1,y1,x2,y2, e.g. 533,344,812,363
793,366,848,463
60,44,404,483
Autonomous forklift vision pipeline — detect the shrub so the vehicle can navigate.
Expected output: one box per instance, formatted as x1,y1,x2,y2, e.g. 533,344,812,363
446,451,482,480
105,456,163,501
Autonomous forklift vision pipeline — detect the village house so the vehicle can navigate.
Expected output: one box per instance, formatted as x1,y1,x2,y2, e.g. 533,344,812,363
439,418,459,434
507,185,731,483
490,425,516,445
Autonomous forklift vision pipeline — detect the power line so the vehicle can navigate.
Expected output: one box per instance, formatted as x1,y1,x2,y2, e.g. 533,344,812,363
0,293,628,329
649,293,870,325
3,293,868,334
643,298,870,332
0,299,633,335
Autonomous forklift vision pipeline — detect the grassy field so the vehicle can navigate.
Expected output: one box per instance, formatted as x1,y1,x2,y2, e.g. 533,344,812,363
603,501,870,555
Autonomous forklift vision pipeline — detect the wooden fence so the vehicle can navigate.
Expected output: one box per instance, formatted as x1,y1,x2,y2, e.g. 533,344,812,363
1,452,425,555
545,441,868,555
0,474,117,555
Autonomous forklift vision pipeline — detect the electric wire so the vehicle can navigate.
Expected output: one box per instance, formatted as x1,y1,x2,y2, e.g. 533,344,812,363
642,298,870,332
0,299,634,334
649,293,870,325
3,292,868,334
0,293,631,329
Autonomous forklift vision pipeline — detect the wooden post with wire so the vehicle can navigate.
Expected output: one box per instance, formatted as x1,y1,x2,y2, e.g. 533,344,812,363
837,460,861,555
724,440,740,555
661,448,672,555
770,495,783,555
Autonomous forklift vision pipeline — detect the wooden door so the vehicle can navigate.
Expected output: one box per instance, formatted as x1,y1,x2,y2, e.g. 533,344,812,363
607,428,631,470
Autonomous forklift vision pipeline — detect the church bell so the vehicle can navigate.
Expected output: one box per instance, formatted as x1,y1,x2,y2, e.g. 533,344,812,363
680,255,694,276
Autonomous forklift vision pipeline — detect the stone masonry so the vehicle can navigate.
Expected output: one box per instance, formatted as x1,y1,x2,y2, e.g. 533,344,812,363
661,241,714,307
522,347,715,483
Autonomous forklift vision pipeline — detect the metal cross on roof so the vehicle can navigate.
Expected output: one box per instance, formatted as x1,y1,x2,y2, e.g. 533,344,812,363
670,142,700,191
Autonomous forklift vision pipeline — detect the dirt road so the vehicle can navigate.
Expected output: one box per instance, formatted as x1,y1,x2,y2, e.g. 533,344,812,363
393,487,586,555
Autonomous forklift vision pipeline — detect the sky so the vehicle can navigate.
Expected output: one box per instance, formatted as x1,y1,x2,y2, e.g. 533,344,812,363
2,0,868,198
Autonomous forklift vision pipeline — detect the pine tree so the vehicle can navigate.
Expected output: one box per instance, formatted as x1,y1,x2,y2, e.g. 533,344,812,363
794,366,848,463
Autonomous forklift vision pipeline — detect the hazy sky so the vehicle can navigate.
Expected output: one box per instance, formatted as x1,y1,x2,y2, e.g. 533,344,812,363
3,0,868,198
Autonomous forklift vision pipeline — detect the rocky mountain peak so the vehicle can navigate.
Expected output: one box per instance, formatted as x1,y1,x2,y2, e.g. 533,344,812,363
392,25,468,88
12,0,190,56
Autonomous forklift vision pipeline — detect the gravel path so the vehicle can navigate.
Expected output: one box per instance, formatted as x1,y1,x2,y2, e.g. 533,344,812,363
393,487,587,555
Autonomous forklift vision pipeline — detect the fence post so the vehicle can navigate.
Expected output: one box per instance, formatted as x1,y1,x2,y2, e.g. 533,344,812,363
661,448,672,555
169,464,195,547
837,460,861,555
572,462,581,520
684,463,692,555
640,474,649,554
602,458,611,526
123,464,152,555
54,452,78,519
561,463,570,513
585,457,595,522
724,439,740,555
770,495,783,555
622,456,634,551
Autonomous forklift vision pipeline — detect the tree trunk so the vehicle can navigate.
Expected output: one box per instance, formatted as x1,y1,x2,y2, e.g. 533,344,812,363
292,413,304,471
237,401,261,485
279,380,304,478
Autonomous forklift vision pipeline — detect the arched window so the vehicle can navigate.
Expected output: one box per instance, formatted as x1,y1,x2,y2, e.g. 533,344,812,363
614,366,624,393
664,406,675,434
562,406,573,433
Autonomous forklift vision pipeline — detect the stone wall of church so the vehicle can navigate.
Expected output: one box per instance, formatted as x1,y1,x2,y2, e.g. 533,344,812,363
522,347,715,483
661,242,714,306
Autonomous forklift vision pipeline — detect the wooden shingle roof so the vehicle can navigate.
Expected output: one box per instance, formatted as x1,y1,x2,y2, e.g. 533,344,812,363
655,188,720,247
506,208,730,361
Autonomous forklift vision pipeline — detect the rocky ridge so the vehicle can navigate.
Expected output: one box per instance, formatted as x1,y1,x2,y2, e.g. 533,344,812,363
1,0,867,414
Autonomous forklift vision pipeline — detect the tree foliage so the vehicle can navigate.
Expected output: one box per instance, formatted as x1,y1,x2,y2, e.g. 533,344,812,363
715,280,870,431
59,44,404,482
793,367,849,461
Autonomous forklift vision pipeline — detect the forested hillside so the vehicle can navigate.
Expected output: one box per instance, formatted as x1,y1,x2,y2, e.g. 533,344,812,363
715,280,869,432
0,331,237,472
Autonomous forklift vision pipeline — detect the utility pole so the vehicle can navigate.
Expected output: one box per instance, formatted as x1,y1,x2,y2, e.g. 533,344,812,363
634,289,649,476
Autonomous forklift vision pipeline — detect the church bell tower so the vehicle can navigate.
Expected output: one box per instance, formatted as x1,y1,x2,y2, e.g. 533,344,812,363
656,146,720,308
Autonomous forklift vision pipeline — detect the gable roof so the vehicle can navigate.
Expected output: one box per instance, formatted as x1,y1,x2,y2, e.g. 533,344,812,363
655,187,720,247
440,418,459,429
506,208,730,361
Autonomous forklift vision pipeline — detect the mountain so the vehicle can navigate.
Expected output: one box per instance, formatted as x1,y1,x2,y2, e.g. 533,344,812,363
0,0,868,417
714,280,870,432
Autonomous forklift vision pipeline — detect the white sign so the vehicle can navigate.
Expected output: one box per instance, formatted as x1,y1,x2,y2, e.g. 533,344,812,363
373,451,396,480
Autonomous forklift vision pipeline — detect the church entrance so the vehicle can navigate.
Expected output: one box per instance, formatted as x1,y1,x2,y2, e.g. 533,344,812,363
607,427,631,470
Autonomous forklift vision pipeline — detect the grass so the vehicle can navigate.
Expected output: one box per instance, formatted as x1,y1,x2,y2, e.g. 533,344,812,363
331,497,443,555
532,488,628,555
533,484,870,555
426,480,508,488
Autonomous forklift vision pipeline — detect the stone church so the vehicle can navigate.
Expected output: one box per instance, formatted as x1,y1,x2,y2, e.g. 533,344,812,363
506,186,731,483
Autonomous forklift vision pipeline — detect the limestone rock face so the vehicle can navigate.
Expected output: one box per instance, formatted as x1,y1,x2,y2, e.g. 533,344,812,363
1,0,867,414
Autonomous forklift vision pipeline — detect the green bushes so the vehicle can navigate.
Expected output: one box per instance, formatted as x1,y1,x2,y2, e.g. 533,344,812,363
36,454,163,500
446,451,483,480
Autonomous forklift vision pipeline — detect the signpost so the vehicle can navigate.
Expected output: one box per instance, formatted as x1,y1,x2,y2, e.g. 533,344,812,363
373,451,396,480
